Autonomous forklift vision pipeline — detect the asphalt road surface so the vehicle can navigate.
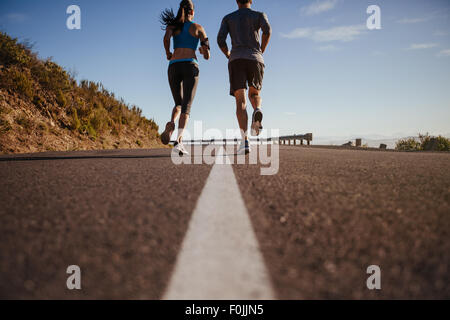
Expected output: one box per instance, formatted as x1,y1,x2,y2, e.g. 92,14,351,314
0,146,449,299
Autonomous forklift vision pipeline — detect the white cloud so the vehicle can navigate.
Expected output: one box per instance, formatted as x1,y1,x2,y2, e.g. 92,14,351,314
301,0,338,16
397,17,429,24
4,13,28,23
407,43,438,50
313,25,366,42
434,30,449,37
281,25,366,42
281,28,312,39
317,45,339,52
437,49,450,57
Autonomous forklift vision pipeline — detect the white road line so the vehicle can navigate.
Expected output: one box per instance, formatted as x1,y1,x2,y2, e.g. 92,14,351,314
163,147,275,300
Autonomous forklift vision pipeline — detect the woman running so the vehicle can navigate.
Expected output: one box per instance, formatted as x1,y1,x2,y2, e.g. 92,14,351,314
160,0,210,156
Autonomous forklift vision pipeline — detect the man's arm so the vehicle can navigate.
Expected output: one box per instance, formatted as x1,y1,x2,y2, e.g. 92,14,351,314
261,33,271,54
163,27,173,60
260,13,272,54
217,17,230,59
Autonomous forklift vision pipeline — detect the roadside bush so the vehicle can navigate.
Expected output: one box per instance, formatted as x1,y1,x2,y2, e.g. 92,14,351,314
32,59,71,94
86,124,97,140
433,136,450,151
0,32,32,67
55,89,67,108
1,67,34,100
70,108,81,131
420,133,450,151
395,137,421,151
79,122,97,140
89,107,109,134
396,133,450,151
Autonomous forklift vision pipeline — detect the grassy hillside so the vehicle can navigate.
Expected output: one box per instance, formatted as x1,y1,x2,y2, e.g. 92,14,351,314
0,31,162,154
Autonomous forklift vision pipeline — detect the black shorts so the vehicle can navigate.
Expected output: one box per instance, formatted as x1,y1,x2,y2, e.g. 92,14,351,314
228,59,264,96
168,61,199,115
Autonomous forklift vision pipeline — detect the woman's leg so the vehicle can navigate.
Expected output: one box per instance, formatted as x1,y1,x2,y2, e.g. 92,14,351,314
168,65,183,120
171,105,182,123
161,65,183,145
177,114,189,143
177,63,199,143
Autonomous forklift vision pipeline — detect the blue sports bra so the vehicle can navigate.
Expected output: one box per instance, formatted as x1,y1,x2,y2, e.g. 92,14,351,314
173,21,199,51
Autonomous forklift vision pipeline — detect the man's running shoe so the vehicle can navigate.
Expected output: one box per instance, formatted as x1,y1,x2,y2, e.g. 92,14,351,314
174,142,189,156
237,140,251,155
251,108,263,136
161,122,175,145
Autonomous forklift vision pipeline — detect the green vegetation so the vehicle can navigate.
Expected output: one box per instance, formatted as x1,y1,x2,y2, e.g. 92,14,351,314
1,66,34,100
0,33,32,67
395,137,421,151
396,133,450,151
0,31,159,145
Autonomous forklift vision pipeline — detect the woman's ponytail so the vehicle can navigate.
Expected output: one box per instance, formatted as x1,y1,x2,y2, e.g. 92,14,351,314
160,0,194,31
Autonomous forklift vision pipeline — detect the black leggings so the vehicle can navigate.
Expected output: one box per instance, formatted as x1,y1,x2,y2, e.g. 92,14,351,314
168,61,199,115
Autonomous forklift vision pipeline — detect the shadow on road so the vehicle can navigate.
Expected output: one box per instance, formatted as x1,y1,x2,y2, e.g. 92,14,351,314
0,155,172,162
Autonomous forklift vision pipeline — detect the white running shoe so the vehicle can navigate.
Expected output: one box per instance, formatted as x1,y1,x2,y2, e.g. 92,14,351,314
174,142,189,156
251,108,263,136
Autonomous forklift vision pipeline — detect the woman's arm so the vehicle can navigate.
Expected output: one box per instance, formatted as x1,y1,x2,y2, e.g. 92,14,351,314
163,28,173,60
196,25,210,60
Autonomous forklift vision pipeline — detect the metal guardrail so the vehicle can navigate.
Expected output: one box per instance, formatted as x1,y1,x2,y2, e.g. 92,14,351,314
278,133,313,146
170,133,313,145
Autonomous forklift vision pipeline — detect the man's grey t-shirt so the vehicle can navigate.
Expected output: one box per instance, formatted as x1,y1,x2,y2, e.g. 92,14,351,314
217,8,271,65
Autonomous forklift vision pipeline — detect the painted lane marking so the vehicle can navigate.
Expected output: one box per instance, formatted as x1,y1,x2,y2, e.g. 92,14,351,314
163,147,275,300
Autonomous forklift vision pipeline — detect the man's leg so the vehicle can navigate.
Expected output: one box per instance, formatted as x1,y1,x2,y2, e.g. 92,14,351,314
248,86,262,111
234,88,248,141
248,61,264,136
249,86,263,136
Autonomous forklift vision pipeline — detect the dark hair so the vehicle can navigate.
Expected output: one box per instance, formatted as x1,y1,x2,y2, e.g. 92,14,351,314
160,0,194,31
237,0,251,4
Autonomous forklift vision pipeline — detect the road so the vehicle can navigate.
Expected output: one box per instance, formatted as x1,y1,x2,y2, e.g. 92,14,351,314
0,146,449,299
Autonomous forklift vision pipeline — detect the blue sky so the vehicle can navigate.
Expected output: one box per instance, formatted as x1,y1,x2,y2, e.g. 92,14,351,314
1,0,450,139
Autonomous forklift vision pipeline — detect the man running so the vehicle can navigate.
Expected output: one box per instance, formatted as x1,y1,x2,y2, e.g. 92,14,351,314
217,0,272,154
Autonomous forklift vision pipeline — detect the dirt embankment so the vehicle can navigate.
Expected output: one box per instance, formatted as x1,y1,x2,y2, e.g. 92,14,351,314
0,31,163,154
